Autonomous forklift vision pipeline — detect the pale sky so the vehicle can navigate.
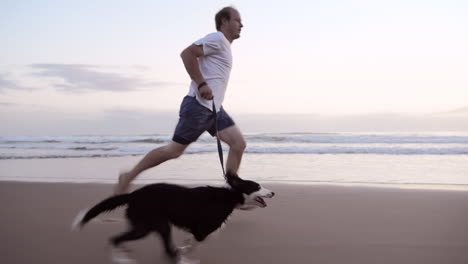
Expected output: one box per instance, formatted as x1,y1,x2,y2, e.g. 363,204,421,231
1,0,467,135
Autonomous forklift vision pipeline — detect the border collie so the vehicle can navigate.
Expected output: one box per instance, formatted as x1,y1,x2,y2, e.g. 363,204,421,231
72,174,274,264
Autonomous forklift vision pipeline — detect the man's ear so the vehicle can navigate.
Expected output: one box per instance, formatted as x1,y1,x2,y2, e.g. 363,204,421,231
221,17,230,28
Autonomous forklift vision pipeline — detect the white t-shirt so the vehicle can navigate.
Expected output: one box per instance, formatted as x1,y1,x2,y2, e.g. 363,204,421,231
187,32,232,112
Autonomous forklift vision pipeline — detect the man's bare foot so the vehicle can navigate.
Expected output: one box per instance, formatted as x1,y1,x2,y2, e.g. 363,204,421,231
114,172,132,195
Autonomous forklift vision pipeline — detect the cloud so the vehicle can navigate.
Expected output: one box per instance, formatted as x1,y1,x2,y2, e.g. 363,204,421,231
30,64,178,93
0,73,31,92
0,105,179,136
0,102,16,107
447,106,468,114
235,112,468,133
2,105,468,136
131,65,151,71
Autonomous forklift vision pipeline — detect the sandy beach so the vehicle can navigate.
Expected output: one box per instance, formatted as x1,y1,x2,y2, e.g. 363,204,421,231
2,181,468,264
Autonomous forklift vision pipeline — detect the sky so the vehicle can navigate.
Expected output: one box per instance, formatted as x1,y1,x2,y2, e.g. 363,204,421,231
1,0,468,135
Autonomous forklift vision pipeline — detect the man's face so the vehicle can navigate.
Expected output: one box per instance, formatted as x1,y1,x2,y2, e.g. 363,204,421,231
225,10,243,40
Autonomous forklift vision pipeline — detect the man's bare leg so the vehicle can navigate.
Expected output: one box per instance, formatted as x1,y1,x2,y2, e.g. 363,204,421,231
114,141,188,194
217,125,246,176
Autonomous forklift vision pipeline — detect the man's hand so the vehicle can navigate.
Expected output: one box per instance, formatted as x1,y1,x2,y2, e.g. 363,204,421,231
199,85,213,100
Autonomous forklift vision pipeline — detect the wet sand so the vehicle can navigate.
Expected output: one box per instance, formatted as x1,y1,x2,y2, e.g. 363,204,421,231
1,181,468,264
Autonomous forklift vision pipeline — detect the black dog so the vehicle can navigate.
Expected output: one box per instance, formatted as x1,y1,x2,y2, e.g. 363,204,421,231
72,174,274,263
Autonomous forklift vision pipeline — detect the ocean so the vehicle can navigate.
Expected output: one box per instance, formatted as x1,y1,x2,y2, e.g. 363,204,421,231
1,132,468,188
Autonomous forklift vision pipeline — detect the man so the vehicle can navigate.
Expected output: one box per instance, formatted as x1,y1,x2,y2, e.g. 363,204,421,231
114,6,245,194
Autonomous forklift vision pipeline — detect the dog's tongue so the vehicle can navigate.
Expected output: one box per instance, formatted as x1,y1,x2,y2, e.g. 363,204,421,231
256,197,267,207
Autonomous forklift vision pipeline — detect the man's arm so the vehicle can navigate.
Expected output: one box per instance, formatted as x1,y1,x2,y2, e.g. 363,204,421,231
180,44,213,99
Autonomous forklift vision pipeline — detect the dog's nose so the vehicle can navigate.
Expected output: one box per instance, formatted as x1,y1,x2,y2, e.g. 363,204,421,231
271,192,275,197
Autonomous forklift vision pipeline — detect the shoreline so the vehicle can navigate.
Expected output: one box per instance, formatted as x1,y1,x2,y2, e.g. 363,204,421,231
1,154,468,190
2,179,468,192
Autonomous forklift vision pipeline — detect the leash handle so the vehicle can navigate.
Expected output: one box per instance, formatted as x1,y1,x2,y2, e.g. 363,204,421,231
212,100,226,178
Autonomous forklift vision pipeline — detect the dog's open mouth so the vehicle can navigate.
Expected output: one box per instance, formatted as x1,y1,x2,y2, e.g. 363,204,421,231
255,197,267,207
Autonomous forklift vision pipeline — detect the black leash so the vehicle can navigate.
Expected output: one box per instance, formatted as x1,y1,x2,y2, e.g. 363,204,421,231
212,100,226,178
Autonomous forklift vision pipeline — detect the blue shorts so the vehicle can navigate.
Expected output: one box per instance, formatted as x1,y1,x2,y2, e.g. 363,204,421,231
172,96,235,145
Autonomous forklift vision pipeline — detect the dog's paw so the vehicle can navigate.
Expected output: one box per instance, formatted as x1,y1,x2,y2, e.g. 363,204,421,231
177,256,200,264
177,237,197,255
177,245,192,255
110,247,137,264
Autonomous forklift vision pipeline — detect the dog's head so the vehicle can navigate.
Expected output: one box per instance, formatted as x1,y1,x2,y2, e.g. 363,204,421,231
226,173,275,209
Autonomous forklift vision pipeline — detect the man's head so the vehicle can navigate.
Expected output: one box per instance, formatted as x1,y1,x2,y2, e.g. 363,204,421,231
215,6,243,42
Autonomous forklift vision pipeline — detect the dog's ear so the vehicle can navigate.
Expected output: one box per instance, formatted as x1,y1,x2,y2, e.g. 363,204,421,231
226,172,242,188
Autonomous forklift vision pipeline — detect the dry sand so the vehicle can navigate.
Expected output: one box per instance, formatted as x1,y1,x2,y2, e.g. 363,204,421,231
1,181,468,264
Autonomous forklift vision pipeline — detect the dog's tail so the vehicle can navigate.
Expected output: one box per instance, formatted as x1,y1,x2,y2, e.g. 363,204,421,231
71,194,130,231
